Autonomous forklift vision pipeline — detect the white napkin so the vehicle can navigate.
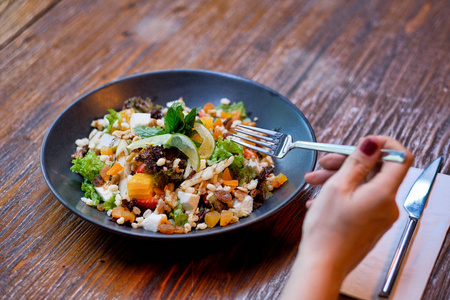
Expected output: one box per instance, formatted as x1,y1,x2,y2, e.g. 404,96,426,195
340,167,450,300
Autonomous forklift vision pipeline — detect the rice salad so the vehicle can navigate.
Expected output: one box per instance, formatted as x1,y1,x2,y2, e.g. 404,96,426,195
70,97,288,234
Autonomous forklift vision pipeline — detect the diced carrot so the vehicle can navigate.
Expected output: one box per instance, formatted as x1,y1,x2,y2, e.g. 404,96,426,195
213,127,223,140
100,146,113,156
223,180,238,187
203,102,214,112
220,210,234,226
221,111,232,119
164,183,175,192
119,109,135,129
107,163,124,176
272,173,288,188
213,118,223,128
231,110,241,121
222,168,233,181
190,133,203,143
242,121,256,126
199,117,214,130
243,148,257,159
154,188,165,195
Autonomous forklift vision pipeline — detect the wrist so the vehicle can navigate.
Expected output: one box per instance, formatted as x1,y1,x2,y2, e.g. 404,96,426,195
281,243,347,300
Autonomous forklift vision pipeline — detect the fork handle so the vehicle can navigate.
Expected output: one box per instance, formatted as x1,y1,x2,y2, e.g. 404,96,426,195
290,141,405,163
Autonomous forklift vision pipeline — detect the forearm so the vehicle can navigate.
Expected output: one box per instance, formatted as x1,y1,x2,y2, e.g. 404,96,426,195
281,245,346,300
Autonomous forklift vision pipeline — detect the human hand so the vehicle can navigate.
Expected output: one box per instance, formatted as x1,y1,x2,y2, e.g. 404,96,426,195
282,136,413,299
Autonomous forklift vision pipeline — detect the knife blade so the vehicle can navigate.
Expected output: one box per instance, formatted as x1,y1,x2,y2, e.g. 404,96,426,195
379,156,443,298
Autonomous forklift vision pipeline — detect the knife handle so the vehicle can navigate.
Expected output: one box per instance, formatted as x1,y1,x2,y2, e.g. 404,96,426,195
379,217,418,298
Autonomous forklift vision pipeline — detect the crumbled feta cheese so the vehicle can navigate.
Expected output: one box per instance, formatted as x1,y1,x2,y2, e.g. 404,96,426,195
116,217,125,225
81,197,94,206
233,195,253,217
130,113,151,128
177,191,200,213
94,186,114,201
142,213,168,232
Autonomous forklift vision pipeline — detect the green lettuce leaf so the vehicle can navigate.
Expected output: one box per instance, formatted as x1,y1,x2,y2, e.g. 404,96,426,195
71,152,106,182
105,109,121,133
216,101,247,119
103,194,117,211
81,179,103,206
173,199,188,226
208,137,244,170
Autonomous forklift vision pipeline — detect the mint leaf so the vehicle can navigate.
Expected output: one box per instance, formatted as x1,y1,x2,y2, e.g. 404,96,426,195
134,126,164,138
164,102,199,136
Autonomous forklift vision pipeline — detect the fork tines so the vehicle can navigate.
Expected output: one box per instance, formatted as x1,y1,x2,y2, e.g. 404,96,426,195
230,124,281,156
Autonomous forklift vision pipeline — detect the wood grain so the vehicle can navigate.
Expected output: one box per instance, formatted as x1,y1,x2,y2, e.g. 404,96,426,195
0,0,448,299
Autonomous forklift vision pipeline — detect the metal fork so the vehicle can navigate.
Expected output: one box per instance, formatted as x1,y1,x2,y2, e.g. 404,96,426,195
231,124,406,163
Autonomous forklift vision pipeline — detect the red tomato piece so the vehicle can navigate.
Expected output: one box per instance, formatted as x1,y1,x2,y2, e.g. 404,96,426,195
135,196,158,210
135,163,146,173
243,148,257,159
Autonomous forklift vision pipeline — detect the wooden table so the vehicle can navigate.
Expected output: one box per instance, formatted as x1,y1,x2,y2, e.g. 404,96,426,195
1,0,448,299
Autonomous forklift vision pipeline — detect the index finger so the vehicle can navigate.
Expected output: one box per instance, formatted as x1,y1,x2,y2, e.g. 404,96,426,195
366,136,414,194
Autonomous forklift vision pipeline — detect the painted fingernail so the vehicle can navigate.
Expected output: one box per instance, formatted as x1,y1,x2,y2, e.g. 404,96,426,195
360,138,378,156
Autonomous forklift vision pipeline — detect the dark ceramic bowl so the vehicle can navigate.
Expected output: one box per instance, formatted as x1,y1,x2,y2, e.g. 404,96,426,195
41,69,316,240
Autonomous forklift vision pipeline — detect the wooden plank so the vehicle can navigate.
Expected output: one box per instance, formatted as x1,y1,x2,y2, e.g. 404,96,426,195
0,0,61,49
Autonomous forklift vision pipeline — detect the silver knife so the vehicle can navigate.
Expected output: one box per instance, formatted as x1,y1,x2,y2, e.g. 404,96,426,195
379,156,443,298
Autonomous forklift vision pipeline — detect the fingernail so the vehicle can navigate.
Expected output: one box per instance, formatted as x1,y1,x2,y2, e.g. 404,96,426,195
360,138,378,156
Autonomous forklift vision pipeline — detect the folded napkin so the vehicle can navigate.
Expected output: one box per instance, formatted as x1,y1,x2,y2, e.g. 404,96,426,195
341,167,450,300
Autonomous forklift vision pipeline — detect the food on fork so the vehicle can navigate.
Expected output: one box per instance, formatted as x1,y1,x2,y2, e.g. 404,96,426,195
70,97,288,234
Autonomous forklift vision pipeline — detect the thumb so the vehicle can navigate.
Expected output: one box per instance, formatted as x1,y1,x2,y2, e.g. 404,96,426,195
331,136,383,190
